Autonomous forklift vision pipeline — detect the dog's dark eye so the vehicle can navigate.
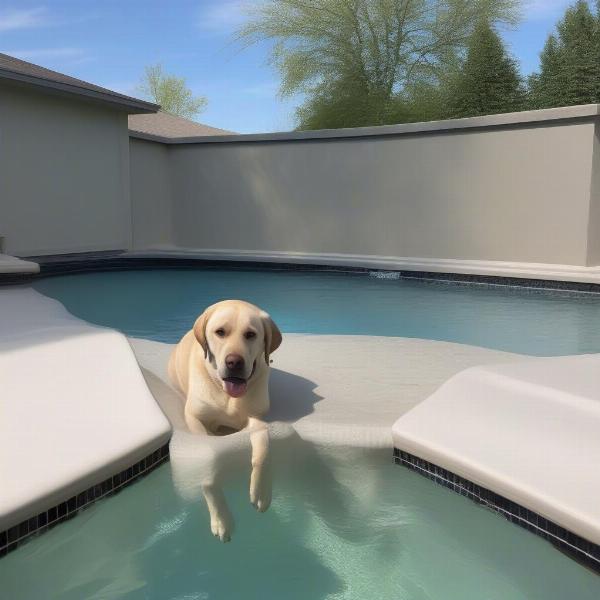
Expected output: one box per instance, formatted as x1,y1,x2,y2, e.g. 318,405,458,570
215,328,226,337
244,331,257,340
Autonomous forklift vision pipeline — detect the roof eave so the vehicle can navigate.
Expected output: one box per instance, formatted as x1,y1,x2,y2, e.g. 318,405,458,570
0,69,159,114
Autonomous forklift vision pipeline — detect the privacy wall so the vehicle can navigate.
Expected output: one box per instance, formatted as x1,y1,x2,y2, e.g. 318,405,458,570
130,106,600,268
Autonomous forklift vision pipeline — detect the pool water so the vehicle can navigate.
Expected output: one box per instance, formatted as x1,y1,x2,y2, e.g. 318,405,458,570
33,268,600,355
2,450,599,600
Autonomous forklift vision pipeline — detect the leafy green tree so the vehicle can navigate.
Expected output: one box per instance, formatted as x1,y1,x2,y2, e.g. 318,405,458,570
238,0,521,130
529,1,600,108
295,74,374,129
138,64,207,119
445,19,525,118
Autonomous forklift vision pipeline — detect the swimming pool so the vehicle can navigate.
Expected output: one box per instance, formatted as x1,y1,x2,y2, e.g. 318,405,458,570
33,268,600,355
3,268,599,598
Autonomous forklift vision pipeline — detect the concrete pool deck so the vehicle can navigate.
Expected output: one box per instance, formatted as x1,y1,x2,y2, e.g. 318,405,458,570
0,254,39,274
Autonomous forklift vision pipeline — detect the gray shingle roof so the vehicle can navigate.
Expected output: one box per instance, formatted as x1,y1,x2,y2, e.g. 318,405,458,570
128,111,235,140
0,52,158,113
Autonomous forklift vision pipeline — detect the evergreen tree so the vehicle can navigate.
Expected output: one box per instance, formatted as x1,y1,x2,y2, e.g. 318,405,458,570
528,35,564,108
445,20,525,118
529,1,600,108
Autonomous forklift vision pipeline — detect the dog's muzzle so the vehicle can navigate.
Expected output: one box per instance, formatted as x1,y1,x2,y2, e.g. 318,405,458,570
222,360,256,398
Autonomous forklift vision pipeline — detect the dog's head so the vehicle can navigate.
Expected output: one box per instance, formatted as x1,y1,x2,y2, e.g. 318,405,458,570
193,300,282,398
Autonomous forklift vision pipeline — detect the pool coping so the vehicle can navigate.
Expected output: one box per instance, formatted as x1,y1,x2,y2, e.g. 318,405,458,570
394,449,600,575
0,444,169,558
3,250,600,294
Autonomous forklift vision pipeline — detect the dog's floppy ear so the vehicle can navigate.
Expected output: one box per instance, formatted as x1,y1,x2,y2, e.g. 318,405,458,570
193,305,216,358
261,312,282,365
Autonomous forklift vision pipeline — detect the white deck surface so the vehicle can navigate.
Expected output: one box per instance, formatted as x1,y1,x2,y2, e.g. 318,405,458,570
392,356,600,546
0,254,39,274
0,288,171,531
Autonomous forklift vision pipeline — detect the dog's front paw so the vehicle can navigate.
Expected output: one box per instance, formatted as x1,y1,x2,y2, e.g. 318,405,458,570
250,468,272,512
210,513,233,542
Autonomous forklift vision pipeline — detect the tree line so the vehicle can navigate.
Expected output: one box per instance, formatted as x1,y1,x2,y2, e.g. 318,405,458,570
140,1,600,130
239,0,600,129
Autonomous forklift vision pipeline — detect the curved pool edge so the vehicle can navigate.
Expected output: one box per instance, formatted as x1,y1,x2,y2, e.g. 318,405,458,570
6,249,600,293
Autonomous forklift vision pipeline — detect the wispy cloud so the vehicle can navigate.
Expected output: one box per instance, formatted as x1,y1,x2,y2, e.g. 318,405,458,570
0,7,47,32
0,47,91,67
197,1,248,34
523,0,574,20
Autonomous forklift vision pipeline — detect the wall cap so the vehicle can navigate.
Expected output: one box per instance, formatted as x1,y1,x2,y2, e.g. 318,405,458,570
128,104,600,145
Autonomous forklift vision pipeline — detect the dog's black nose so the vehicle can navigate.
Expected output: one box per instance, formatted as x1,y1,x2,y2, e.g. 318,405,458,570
225,354,245,371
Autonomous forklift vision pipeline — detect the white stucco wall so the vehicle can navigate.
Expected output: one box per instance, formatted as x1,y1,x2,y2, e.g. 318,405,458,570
0,82,132,256
586,122,600,266
129,138,172,249
130,107,600,268
3,87,598,269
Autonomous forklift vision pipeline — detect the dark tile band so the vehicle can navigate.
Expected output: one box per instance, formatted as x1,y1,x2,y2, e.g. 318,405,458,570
394,448,600,574
1,250,600,294
0,443,169,558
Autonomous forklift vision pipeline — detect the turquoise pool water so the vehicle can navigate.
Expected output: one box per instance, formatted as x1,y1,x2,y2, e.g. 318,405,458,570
8,268,599,598
2,450,599,600
33,268,600,355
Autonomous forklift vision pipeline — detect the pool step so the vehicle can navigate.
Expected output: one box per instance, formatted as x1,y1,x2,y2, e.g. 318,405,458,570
392,356,600,572
0,288,171,555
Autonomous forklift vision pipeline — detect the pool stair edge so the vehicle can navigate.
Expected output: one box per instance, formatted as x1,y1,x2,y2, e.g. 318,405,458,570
0,288,173,558
393,448,600,574
0,444,170,557
392,356,600,574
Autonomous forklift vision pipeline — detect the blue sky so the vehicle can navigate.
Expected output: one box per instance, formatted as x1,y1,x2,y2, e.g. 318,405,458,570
0,1,585,133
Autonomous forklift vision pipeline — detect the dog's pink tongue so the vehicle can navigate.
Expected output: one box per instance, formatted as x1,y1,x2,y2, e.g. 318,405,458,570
224,380,247,398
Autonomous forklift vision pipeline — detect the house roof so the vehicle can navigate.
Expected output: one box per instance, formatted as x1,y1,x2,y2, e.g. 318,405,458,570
128,111,235,140
0,52,158,114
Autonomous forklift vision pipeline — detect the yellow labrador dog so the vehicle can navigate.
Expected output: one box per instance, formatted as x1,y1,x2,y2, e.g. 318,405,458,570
168,299,282,541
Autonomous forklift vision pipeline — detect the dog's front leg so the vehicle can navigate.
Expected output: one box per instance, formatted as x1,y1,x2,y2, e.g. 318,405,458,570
183,408,234,542
247,417,272,512
202,482,234,542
